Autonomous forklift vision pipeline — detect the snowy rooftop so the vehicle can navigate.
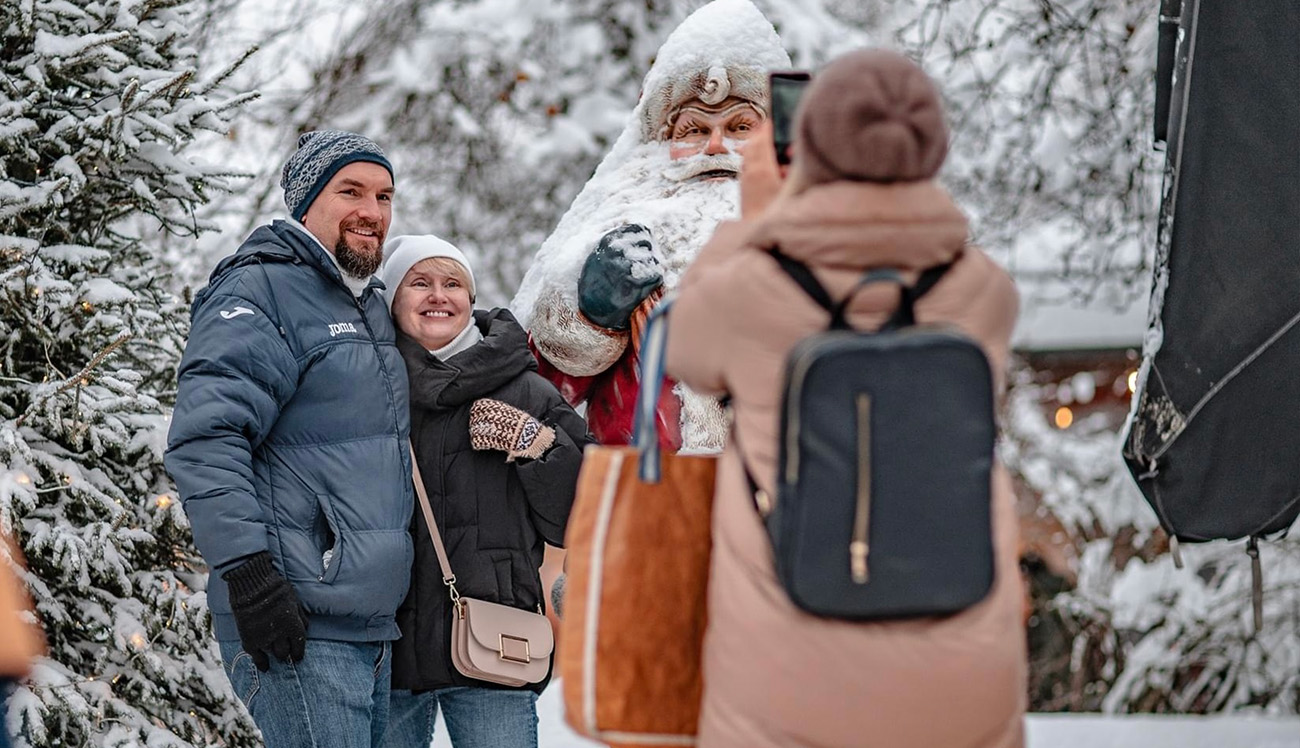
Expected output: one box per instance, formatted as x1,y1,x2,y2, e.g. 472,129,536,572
1013,292,1148,352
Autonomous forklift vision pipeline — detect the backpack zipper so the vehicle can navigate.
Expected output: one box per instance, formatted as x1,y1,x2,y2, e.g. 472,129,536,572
851,393,871,584
784,346,819,483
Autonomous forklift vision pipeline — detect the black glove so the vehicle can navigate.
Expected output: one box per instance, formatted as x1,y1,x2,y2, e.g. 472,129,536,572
222,551,309,672
578,224,664,331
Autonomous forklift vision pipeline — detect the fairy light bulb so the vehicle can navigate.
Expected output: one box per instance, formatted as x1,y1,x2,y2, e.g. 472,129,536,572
1054,407,1074,430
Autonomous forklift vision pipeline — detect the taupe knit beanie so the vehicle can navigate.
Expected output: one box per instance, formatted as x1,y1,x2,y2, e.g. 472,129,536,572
795,49,949,185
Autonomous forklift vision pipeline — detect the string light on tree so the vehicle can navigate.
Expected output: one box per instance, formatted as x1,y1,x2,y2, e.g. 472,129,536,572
1054,406,1074,430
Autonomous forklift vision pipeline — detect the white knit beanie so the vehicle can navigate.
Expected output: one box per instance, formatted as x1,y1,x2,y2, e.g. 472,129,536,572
379,234,477,312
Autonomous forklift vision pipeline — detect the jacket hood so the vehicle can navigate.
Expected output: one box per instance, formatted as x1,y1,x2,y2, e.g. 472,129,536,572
399,308,537,409
748,181,970,272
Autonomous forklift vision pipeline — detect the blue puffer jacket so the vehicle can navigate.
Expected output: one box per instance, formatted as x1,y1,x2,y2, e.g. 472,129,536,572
165,221,414,643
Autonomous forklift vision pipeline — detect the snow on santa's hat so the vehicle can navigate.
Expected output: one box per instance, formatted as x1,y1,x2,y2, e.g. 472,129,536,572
638,0,791,142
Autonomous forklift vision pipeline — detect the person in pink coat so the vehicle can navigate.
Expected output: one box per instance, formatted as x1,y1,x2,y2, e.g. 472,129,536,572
665,49,1027,748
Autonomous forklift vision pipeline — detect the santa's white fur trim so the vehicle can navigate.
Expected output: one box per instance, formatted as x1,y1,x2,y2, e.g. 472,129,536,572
530,288,629,377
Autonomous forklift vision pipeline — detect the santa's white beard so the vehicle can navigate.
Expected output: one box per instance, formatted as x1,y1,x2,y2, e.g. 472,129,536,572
607,144,741,286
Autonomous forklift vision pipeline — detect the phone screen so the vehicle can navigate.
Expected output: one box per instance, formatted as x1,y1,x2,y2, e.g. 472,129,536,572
770,72,811,165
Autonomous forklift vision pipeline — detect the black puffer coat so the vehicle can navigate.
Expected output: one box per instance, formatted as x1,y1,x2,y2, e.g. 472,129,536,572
392,308,592,693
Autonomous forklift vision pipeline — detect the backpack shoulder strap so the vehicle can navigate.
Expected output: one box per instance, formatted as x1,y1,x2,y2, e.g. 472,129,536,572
770,249,834,313
771,248,954,331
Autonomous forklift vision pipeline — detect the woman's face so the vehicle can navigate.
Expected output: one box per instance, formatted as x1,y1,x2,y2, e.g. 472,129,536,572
392,259,473,350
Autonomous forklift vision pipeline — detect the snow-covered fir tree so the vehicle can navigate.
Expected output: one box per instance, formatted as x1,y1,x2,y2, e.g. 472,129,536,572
0,1,258,745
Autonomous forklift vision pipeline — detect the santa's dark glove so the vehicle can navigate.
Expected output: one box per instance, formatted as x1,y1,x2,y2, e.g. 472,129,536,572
578,223,664,331
222,551,309,672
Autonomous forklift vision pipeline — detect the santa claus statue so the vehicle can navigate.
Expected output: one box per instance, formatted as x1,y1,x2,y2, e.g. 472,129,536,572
512,0,790,452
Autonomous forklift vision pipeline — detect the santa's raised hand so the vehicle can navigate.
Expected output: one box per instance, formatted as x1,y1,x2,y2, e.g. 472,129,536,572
578,224,664,331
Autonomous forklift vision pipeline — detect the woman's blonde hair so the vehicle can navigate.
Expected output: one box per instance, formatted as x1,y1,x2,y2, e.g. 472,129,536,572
410,256,475,301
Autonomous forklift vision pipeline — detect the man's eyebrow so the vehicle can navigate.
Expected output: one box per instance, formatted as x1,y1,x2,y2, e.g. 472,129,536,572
335,178,395,194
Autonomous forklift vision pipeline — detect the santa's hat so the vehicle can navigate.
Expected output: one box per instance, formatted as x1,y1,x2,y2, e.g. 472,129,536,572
638,0,791,142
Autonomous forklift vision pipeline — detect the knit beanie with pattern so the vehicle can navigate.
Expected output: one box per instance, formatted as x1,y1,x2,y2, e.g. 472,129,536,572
280,130,394,221
795,49,949,185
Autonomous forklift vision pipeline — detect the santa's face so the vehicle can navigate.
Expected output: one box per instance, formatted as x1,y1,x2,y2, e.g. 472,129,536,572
667,97,764,174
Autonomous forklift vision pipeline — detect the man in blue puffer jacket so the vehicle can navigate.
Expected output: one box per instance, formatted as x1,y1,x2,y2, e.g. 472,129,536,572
165,130,413,748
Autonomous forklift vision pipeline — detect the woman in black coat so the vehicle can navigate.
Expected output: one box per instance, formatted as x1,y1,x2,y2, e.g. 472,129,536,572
379,235,592,748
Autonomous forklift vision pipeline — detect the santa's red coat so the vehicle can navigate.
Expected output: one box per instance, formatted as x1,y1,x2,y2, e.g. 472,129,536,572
531,337,681,451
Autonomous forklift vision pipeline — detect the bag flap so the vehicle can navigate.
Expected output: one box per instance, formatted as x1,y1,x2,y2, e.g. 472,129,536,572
463,597,555,658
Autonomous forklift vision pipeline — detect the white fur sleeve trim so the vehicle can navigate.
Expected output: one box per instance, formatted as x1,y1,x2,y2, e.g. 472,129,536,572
530,288,628,377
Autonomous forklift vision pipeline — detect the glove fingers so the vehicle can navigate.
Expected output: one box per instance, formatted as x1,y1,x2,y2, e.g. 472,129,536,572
272,638,291,663
290,634,306,663
250,648,270,673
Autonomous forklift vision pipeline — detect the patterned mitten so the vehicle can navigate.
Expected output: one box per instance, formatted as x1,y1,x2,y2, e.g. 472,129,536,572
469,399,556,462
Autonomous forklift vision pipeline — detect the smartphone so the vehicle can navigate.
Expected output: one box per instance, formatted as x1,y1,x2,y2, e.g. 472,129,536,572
769,71,811,166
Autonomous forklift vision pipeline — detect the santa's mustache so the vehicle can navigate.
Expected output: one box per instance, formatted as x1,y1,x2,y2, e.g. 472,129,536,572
663,152,743,183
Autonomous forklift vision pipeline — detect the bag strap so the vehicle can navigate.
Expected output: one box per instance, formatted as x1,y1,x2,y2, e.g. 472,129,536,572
409,445,464,608
632,300,673,483
769,248,953,331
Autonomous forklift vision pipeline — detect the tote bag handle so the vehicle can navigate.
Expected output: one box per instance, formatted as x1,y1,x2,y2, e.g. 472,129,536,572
632,300,674,483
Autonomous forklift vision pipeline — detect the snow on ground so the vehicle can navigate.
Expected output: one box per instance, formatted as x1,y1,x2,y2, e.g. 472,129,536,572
427,681,1300,748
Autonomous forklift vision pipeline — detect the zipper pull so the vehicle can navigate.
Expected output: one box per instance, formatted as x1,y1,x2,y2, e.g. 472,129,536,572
850,541,869,584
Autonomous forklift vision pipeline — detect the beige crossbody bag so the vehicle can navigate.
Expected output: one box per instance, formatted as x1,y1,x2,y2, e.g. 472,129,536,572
409,446,554,687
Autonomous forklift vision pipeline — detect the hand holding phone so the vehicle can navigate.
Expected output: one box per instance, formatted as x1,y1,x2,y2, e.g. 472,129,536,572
769,71,811,166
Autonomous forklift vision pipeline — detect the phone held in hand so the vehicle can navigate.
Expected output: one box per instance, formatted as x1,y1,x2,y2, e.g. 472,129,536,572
769,71,811,166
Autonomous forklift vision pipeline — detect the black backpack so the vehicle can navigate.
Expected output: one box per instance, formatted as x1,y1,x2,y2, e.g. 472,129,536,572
739,251,998,620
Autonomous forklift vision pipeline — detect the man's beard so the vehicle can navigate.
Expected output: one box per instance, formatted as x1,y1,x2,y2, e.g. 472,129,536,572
334,222,384,279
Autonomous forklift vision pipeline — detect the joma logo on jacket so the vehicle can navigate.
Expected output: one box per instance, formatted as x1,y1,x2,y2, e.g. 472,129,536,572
328,322,359,337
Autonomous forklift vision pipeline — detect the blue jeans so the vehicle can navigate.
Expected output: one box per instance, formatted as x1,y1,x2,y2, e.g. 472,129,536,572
386,687,538,748
219,639,392,748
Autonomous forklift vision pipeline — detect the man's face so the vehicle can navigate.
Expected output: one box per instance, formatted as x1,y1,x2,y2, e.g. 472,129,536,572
302,161,394,278
667,97,764,164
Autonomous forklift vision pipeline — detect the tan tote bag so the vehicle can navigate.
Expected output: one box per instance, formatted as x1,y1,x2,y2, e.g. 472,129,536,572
410,447,554,687
561,303,717,747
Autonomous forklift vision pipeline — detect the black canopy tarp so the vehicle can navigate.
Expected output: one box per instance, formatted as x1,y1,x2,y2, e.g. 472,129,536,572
1124,0,1300,543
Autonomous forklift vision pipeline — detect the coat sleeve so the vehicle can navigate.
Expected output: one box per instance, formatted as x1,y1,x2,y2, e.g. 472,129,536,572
514,379,595,547
164,286,300,573
665,221,753,396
